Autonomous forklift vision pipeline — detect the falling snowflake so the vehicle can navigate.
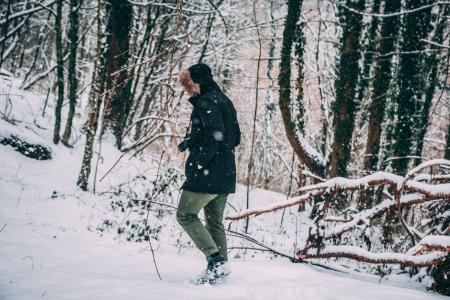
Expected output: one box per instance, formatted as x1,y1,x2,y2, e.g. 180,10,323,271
213,130,224,141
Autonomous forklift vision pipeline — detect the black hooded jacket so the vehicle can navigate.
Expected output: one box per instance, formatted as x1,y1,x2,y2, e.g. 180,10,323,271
180,66,241,194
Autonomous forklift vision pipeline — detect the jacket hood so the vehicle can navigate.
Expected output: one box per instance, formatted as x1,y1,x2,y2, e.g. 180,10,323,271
181,63,222,95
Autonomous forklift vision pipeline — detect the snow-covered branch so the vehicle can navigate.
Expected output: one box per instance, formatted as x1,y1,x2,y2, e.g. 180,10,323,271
227,160,450,221
226,192,313,220
408,235,450,255
0,0,56,26
300,245,448,267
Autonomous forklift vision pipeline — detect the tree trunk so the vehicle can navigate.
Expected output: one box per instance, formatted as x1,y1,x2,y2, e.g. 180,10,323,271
278,0,325,177
329,0,365,178
77,0,109,191
445,121,450,160
391,0,433,175
355,0,381,110
102,0,133,149
414,5,449,162
62,0,81,146
0,0,12,70
364,0,401,172
261,0,277,188
53,0,64,144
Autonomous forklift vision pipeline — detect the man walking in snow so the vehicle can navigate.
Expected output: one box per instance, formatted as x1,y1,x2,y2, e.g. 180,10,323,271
176,63,241,284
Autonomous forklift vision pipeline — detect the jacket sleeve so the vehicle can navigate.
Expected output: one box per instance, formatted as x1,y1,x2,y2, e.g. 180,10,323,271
196,98,225,167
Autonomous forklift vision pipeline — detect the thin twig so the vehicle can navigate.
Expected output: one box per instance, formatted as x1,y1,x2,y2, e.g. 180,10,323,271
144,151,165,281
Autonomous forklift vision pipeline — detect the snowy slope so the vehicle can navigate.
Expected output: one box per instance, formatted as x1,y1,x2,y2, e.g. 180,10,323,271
0,75,447,300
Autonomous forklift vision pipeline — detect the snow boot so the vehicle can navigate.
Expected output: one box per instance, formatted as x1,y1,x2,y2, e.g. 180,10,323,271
191,253,231,285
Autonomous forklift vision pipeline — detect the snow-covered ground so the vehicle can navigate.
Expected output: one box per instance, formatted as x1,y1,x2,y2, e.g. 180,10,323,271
1,146,448,300
1,75,448,299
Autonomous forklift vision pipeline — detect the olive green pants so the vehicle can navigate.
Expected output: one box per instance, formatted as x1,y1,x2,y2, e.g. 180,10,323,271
176,190,228,259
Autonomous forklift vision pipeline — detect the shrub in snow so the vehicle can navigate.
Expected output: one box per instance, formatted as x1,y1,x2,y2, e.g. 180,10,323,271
97,167,181,243
1,135,52,160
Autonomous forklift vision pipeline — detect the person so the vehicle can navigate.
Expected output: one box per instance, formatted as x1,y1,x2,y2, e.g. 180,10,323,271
176,63,241,284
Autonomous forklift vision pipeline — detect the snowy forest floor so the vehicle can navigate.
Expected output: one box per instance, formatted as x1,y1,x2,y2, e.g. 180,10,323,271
0,76,448,300
1,148,448,300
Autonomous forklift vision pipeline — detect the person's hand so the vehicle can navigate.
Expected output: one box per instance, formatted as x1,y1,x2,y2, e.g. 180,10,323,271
178,137,191,152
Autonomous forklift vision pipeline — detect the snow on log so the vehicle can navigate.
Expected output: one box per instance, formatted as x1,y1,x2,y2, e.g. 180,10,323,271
324,193,450,239
408,235,450,254
413,173,450,182
226,170,450,221
300,245,448,267
226,192,313,220
406,159,450,178
297,171,403,193
323,215,352,222
404,181,450,198
419,235,450,250
298,134,325,170
296,170,450,198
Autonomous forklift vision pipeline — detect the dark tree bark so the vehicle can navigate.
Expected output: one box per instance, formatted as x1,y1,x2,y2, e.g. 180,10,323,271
414,5,449,162
355,0,381,109
0,0,12,69
329,0,365,178
77,0,109,191
293,2,306,140
53,0,65,144
102,0,133,149
278,0,325,177
391,0,433,175
316,0,328,156
364,0,401,172
445,121,450,160
62,0,82,146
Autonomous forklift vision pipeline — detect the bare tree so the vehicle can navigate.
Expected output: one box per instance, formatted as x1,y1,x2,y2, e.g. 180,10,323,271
53,0,65,144
78,0,109,191
414,4,449,162
278,0,325,177
329,0,365,178
62,0,82,146
364,0,402,173
101,0,133,148
391,0,433,175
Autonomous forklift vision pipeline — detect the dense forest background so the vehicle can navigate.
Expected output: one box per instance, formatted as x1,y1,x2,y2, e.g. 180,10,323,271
1,0,450,295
